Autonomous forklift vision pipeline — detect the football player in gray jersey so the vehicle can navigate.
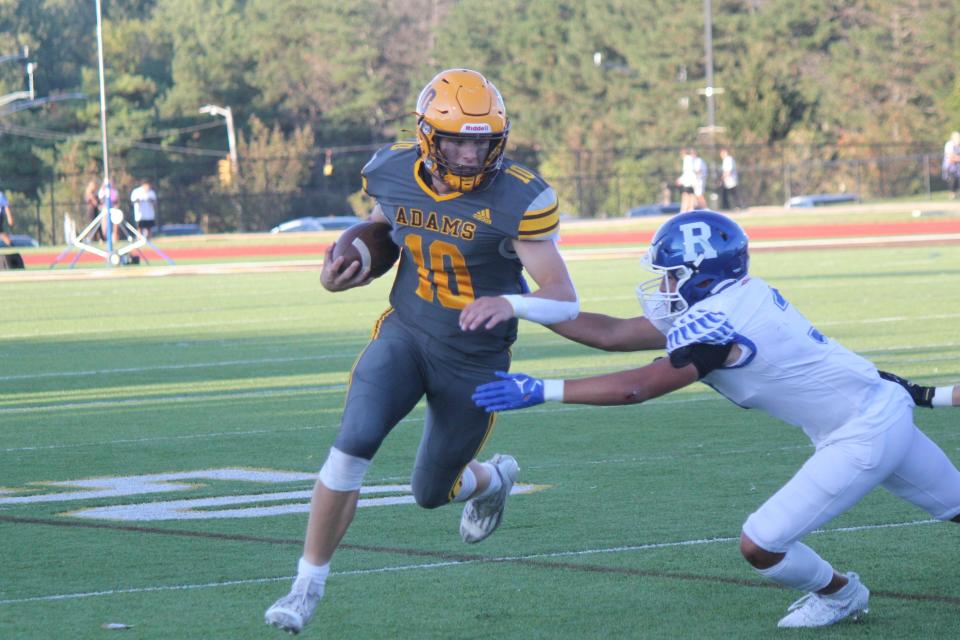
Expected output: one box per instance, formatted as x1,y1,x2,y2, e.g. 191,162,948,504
265,69,579,635
474,210,960,630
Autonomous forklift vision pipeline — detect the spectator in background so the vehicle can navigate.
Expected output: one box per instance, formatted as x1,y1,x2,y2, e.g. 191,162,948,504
98,180,120,242
83,180,104,241
0,189,13,247
660,181,673,207
130,180,158,238
720,148,743,211
676,148,696,212
942,132,960,199
692,149,708,209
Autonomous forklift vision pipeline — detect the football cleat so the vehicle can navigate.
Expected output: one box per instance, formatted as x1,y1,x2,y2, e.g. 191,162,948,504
777,572,870,628
460,454,519,543
264,576,325,635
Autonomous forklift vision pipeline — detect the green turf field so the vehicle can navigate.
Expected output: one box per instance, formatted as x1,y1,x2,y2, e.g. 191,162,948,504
2,245,959,639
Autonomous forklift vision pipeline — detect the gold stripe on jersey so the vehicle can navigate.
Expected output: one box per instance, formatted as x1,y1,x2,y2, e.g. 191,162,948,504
390,141,417,151
504,165,536,184
518,204,560,238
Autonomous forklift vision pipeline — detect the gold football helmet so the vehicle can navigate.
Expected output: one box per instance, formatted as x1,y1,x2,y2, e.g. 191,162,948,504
415,69,510,192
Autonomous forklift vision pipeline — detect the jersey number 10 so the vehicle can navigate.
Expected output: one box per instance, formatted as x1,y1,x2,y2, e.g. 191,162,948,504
404,234,476,309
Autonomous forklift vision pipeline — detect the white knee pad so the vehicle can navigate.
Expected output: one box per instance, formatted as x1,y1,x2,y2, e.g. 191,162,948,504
319,447,370,491
756,541,834,592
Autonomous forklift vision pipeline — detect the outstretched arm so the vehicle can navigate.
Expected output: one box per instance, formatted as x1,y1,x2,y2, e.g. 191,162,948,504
563,355,697,405
878,370,959,408
474,341,739,412
458,238,578,331
472,357,698,412
548,312,666,352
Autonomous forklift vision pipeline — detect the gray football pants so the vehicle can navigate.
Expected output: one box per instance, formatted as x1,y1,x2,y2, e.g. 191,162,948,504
333,309,510,508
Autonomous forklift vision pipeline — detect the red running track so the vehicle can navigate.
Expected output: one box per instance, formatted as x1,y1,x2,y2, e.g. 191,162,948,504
24,218,960,267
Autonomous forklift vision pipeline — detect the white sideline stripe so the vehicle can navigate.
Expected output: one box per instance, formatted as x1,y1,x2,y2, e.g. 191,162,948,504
0,355,356,382
1,425,327,453
0,385,348,415
822,313,960,327
0,394,717,445
0,518,938,606
0,417,419,453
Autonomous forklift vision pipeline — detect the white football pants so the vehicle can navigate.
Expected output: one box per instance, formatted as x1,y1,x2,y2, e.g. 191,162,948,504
743,401,960,552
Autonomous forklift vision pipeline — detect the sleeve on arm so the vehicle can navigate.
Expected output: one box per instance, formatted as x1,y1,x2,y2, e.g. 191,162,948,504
517,187,559,240
669,343,733,378
666,309,737,378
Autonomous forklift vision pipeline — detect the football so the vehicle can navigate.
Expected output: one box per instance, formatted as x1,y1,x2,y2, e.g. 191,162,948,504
331,221,400,278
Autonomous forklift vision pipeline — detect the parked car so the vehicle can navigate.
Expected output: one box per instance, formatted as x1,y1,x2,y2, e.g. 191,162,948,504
270,215,363,233
156,223,203,236
785,193,858,208
0,234,39,247
625,202,681,217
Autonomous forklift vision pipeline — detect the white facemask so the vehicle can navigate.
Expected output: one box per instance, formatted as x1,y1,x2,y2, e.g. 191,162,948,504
636,286,678,335
635,251,691,330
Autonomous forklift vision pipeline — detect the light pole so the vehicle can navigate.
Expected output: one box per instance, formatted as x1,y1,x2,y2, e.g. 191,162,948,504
200,104,243,229
697,0,724,140
0,49,35,108
697,0,724,206
199,104,238,168
95,0,117,263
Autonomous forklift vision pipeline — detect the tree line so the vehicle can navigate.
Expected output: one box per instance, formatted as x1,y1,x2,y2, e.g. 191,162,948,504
0,0,958,237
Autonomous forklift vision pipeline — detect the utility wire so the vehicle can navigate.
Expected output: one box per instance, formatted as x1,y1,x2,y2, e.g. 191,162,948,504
0,120,229,156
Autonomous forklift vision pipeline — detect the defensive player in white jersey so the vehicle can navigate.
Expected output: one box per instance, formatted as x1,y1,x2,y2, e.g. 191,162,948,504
472,210,960,629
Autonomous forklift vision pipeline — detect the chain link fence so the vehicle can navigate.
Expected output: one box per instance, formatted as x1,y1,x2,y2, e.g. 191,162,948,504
8,142,953,246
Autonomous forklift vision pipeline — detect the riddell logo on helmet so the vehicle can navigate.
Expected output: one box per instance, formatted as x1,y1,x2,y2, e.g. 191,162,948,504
460,123,491,133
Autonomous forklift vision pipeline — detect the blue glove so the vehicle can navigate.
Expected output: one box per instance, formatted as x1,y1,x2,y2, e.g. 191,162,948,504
472,371,545,412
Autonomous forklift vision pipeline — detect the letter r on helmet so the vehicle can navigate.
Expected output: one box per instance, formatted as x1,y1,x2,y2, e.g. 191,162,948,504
680,222,718,262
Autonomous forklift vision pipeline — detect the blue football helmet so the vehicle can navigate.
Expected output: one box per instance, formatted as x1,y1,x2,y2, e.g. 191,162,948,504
637,210,749,322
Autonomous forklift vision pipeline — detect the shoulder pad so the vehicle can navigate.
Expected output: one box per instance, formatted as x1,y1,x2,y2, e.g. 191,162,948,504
497,160,560,240
517,186,559,240
666,308,735,353
361,142,419,197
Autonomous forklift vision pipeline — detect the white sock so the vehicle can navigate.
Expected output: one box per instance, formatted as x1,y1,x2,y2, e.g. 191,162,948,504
756,542,834,592
298,556,330,584
823,574,858,600
473,462,502,500
452,466,478,503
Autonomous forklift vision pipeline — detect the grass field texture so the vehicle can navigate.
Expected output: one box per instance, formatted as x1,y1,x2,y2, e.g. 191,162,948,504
2,244,959,639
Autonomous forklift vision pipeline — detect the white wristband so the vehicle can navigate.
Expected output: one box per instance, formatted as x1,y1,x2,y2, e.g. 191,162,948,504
543,379,565,402
933,386,955,407
501,294,580,325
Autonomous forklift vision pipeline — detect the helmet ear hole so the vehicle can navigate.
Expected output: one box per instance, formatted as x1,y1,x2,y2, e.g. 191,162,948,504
694,278,715,290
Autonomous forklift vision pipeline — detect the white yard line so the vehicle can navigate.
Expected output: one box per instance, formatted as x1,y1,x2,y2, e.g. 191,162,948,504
0,518,938,606
0,355,356,382
0,395,719,448
0,385,347,416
